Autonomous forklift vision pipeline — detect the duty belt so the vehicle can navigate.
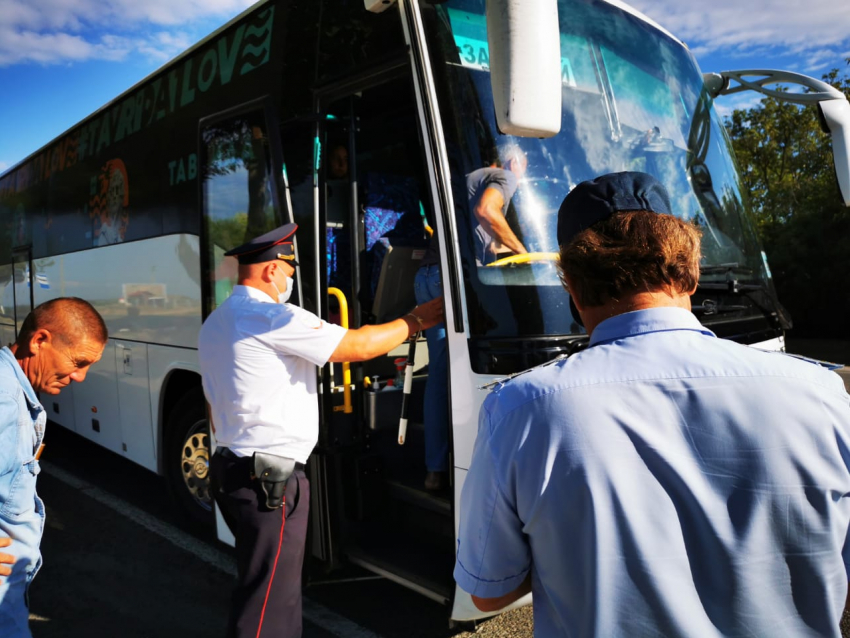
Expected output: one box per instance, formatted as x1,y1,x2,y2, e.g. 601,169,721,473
216,447,304,509
216,446,305,471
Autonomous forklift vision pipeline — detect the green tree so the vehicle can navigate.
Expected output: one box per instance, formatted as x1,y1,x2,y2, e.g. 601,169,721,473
725,61,850,337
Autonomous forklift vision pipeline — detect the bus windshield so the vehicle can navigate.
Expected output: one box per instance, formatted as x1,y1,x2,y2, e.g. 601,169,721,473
423,0,767,342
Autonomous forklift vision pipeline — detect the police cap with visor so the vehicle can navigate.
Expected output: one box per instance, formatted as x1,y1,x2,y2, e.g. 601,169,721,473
557,172,672,326
225,222,299,266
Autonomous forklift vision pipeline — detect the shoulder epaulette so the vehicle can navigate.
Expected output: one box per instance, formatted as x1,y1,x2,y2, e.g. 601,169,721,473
478,354,570,391
774,351,845,371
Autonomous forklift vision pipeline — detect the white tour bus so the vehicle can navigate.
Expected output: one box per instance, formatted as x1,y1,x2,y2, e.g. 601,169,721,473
1,0,849,623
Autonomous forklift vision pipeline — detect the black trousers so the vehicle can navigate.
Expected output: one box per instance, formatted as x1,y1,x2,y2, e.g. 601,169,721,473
210,450,310,638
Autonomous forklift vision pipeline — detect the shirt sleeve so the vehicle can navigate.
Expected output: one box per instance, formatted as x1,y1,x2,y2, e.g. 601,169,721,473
482,169,518,206
260,304,347,367
0,390,19,477
454,397,531,598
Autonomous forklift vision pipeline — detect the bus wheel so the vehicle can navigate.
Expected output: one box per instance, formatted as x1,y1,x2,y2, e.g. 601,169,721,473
166,388,214,532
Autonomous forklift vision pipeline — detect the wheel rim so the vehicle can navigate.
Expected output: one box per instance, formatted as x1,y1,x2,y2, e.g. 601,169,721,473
180,419,212,512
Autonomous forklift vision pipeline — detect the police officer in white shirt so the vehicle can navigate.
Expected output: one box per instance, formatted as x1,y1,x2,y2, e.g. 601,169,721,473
198,223,443,638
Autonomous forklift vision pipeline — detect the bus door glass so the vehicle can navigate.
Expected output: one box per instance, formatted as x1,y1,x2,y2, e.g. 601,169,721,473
200,107,284,315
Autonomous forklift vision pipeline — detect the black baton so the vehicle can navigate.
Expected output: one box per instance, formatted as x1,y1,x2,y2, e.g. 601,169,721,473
398,332,419,445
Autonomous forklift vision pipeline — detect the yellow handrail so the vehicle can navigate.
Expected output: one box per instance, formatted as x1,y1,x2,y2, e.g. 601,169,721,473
486,252,560,267
327,287,352,414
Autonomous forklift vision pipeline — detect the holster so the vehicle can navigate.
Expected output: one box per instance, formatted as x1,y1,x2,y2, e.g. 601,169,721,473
251,451,297,510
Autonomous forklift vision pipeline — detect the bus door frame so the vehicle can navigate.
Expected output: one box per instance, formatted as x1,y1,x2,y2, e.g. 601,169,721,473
306,58,425,570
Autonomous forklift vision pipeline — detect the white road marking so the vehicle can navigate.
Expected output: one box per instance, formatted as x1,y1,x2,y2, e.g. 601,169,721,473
41,461,383,638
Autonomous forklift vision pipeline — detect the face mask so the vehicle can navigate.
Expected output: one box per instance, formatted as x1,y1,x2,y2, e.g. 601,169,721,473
272,275,294,304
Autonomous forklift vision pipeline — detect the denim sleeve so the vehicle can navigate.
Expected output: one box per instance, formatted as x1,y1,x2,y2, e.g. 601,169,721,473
0,390,19,477
454,400,531,598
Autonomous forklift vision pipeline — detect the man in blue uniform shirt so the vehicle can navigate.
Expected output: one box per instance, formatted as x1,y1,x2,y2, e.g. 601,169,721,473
453,172,850,637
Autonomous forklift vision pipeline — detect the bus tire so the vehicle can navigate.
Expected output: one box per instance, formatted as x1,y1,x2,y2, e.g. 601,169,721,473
165,387,214,533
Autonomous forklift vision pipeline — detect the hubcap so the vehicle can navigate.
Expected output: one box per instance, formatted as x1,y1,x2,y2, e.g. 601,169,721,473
180,419,212,511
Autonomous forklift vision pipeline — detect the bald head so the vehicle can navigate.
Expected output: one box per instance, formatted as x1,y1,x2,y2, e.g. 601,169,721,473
237,262,269,281
13,298,107,395
16,297,108,350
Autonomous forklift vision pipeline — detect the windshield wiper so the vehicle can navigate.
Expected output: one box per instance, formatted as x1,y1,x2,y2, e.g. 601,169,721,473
698,263,762,294
696,264,791,329
691,300,749,316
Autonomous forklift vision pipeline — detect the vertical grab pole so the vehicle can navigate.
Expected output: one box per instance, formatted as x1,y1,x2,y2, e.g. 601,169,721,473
327,287,352,414
398,333,419,445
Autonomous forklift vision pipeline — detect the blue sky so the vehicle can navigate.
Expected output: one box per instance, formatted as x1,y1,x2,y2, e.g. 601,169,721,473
1,0,849,173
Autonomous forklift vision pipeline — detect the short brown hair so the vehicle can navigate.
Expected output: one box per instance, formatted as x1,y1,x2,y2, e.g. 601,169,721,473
558,211,701,307
17,297,108,348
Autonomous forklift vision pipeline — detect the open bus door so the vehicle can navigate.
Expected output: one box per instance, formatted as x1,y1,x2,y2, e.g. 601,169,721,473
302,65,457,605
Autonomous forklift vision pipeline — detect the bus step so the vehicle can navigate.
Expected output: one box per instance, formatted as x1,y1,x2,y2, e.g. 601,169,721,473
346,544,453,605
386,478,451,516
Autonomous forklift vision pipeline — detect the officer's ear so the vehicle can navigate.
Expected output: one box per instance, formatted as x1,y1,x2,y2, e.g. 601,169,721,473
261,261,278,283
561,273,584,310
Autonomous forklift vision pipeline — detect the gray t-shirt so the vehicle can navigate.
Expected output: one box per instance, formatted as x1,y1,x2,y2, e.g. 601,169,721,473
466,167,518,265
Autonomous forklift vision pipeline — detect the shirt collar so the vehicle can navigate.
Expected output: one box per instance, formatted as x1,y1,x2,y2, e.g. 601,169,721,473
589,307,715,347
231,284,277,304
0,346,42,408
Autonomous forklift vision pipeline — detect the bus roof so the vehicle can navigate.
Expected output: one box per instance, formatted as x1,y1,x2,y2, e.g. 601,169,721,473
0,0,271,179
2,0,687,180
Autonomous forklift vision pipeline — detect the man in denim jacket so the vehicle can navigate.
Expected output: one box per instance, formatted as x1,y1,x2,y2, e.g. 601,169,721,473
0,297,106,637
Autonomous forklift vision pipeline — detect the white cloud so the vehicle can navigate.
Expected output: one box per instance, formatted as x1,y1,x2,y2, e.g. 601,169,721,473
629,0,850,65
713,93,765,118
0,161,8,172
0,0,257,67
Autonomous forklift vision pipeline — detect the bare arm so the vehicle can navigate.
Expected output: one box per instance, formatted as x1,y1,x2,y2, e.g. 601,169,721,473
471,572,532,613
473,187,526,256
329,296,444,363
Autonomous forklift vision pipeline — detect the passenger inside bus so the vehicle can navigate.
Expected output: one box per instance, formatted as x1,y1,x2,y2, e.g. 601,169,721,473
414,210,447,491
412,141,529,491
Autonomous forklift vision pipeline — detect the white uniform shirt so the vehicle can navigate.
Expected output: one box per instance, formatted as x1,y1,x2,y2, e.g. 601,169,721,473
198,285,347,462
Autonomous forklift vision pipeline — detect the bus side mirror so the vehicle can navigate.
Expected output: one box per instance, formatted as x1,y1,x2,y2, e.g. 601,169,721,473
705,69,850,206
486,0,561,138
818,99,850,206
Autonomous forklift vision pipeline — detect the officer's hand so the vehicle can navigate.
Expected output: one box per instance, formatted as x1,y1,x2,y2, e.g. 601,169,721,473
411,296,444,331
0,536,14,580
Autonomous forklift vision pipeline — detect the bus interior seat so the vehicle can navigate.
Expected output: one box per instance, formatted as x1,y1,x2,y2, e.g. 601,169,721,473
371,244,424,324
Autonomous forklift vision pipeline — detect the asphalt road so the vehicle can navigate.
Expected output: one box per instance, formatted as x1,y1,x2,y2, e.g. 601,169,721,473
27,425,533,638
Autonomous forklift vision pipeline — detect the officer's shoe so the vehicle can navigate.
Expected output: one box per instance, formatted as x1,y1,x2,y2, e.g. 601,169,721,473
424,471,448,491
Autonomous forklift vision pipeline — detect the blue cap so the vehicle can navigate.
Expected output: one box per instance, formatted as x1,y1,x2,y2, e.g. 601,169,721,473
558,172,672,328
224,223,299,265
557,172,672,246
